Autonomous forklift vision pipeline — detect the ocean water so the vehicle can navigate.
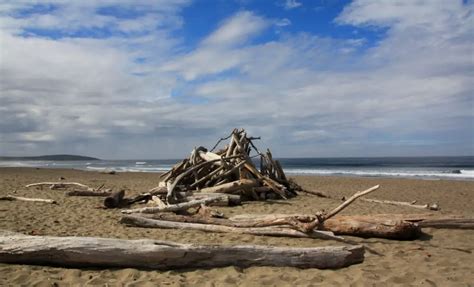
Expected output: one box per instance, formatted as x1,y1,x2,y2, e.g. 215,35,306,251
0,156,473,180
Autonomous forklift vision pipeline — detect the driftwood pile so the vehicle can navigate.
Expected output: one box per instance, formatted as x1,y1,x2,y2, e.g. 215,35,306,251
157,128,300,204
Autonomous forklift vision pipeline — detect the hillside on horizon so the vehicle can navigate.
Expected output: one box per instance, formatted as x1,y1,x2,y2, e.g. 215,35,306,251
0,154,100,161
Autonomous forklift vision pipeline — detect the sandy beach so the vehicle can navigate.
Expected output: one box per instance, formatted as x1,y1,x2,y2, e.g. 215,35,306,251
0,167,473,286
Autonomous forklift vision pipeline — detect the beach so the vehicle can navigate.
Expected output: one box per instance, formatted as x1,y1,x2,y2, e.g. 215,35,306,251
0,167,473,286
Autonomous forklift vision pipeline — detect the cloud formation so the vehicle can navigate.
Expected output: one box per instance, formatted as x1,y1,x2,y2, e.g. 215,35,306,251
0,0,472,158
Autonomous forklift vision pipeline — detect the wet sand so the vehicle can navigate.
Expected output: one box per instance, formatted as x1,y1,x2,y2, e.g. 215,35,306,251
1,167,473,286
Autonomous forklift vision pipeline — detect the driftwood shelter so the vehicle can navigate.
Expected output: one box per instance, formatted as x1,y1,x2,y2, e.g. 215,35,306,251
2,129,473,271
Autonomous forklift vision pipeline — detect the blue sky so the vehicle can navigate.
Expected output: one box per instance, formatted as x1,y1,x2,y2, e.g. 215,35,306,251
0,0,472,159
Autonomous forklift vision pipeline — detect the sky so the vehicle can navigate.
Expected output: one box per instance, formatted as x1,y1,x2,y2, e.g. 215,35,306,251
0,0,473,159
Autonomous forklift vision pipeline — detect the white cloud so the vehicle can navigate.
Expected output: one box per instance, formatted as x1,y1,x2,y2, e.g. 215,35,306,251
283,0,302,10
202,11,269,47
0,0,472,158
275,18,291,27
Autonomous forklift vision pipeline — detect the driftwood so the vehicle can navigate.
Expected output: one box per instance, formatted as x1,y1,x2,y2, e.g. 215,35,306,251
300,189,330,198
415,218,474,229
229,213,421,240
104,190,125,208
288,185,381,233
121,185,388,240
0,195,57,204
198,179,258,194
321,216,420,240
121,197,226,214
160,129,300,204
360,198,439,211
120,215,344,241
360,213,474,230
66,190,112,196
140,212,313,232
323,185,380,221
26,182,91,190
182,193,241,206
0,231,364,269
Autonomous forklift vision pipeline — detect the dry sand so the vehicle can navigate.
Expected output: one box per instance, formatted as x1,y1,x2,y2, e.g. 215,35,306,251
0,167,473,286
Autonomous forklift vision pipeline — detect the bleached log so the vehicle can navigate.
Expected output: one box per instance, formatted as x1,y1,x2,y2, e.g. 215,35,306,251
25,182,91,189
183,193,241,206
365,213,474,229
141,213,308,231
121,196,225,214
415,218,474,229
360,198,439,211
0,231,364,269
198,151,222,162
199,179,258,194
230,214,314,222
0,195,57,204
66,190,112,196
120,215,344,241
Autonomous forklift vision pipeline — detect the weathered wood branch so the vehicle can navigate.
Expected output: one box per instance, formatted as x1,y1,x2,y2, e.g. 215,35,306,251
121,196,225,214
120,215,344,241
360,198,439,211
25,182,91,190
0,231,363,269
140,213,310,232
300,189,330,198
166,155,241,203
0,195,57,204
182,193,241,206
323,185,380,221
66,190,112,196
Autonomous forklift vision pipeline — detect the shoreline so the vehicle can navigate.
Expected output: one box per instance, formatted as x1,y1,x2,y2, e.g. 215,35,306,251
1,166,473,181
1,167,473,285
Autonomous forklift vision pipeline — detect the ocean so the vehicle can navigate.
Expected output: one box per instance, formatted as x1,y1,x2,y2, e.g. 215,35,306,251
0,156,473,180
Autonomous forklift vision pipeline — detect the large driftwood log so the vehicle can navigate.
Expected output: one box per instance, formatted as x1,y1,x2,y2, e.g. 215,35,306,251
0,195,57,204
121,196,225,214
360,198,439,211
321,215,421,240
141,213,309,231
120,215,344,241
229,213,421,240
0,231,364,269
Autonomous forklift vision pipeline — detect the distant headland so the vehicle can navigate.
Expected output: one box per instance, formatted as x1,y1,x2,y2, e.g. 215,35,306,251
0,154,100,161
